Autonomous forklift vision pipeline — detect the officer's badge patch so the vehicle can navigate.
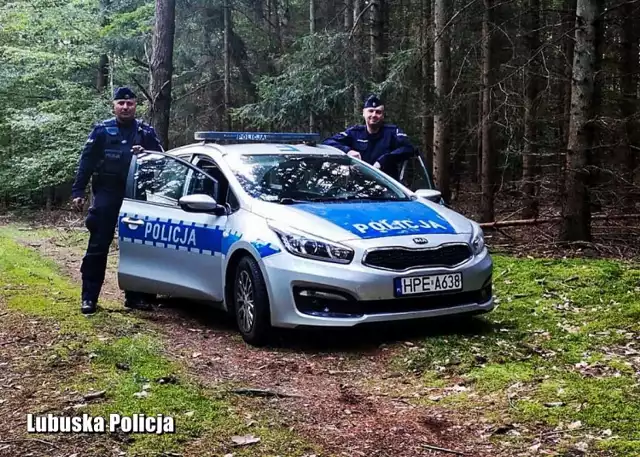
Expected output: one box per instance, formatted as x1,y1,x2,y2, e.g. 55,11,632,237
106,127,119,136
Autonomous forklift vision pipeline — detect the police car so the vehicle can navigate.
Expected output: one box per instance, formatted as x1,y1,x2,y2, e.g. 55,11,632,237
117,132,493,346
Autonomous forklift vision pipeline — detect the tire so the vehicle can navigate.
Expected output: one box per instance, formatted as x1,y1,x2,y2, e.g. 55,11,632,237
233,255,272,346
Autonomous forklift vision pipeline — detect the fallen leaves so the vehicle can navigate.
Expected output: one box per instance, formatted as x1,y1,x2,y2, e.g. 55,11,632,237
230,434,260,446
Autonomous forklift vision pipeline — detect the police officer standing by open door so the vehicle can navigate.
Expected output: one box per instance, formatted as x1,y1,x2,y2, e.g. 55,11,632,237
71,87,164,315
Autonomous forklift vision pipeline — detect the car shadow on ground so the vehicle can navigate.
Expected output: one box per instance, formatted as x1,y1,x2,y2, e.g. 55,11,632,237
141,296,502,354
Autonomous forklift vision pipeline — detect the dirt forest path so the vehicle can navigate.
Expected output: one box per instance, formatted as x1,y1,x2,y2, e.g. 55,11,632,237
14,224,504,457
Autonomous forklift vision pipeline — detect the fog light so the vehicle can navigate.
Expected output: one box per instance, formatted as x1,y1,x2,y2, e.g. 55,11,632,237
298,290,349,301
479,283,492,302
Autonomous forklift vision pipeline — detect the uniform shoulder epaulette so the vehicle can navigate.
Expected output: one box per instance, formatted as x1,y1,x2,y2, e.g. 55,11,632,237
137,120,154,131
348,125,366,132
102,117,118,127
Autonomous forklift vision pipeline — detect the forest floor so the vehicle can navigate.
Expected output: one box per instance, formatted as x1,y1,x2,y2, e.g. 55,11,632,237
0,209,639,457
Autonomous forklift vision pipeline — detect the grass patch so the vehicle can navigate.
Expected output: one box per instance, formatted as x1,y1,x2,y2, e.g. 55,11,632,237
0,231,319,456
399,254,640,455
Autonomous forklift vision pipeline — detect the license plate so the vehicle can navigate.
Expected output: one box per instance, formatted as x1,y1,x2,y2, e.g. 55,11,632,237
394,273,463,297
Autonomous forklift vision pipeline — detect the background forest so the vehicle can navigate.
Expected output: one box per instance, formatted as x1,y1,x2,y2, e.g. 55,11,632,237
0,0,638,243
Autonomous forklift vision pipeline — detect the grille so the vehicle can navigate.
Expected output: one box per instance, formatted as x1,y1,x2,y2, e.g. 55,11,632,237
363,244,472,270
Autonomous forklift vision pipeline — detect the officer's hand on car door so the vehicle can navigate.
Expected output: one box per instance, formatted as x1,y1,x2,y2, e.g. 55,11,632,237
131,145,144,154
347,150,361,160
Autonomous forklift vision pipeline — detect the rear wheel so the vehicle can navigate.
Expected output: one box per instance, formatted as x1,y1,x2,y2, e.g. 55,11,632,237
233,256,272,346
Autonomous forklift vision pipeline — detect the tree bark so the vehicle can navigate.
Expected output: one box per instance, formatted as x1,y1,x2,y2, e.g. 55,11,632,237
309,0,315,132
344,0,353,124
370,0,385,83
476,92,482,184
433,0,450,202
522,0,541,219
619,1,639,207
353,0,363,118
421,0,433,175
560,0,599,241
224,0,232,130
149,0,176,149
480,0,495,222
96,54,109,91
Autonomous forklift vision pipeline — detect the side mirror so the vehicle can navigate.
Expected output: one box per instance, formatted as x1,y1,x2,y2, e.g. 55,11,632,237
179,194,226,214
415,188,442,203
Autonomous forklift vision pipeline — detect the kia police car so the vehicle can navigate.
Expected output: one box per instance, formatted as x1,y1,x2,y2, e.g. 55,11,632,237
117,132,493,346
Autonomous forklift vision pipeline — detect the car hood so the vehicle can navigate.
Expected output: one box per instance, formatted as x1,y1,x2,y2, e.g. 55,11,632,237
249,198,474,241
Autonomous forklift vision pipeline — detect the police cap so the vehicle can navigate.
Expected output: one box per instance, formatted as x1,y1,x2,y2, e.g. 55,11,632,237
113,86,137,101
363,94,383,109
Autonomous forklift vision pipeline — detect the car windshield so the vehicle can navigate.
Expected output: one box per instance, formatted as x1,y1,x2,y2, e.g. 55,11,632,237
223,154,410,203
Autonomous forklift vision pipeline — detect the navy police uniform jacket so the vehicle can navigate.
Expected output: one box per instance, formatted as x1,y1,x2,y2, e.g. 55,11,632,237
322,124,416,169
71,117,163,203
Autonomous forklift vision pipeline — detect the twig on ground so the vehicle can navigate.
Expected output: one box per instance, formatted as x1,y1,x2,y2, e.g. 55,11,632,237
229,388,303,398
0,439,60,450
421,443,466,455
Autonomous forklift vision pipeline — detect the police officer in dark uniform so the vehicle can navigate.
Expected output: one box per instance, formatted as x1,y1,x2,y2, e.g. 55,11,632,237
322,94,416,179
71,87,164,315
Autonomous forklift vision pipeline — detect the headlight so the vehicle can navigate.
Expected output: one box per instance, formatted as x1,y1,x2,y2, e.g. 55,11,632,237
471,224,485,255
268,221,354,264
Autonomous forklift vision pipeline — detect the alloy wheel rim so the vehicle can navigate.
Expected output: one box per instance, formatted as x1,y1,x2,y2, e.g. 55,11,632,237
236,270,255,333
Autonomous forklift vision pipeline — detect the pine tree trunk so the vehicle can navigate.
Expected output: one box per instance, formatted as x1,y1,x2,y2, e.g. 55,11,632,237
96,54,109,91
560,0,599,241
224,0,232,130
522,0,541,219
421,0,433,175
480,0,495,222
370,0,385,83
476,92,482,184
433,0,450,202
149,0,176,149
619,2,639,208
309,0,315,132
353,0,363,117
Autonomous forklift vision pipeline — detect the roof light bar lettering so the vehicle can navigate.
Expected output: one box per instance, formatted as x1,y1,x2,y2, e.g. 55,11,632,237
194,131,320,144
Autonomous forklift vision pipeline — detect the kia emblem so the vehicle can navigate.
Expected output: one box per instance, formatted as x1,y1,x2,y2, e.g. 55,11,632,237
413,237,429,244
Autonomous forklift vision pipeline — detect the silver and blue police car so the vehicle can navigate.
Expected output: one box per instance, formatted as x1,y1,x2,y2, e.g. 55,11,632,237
117,132,493,346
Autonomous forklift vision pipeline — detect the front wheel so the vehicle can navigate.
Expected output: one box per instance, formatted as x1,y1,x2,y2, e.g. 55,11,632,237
233,256,272,346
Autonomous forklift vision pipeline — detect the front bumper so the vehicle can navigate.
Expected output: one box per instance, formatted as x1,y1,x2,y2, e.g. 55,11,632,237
262,248,494,328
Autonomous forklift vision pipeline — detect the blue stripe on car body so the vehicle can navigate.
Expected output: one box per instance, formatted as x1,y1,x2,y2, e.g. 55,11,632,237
292,201,456,238
118,215,281,258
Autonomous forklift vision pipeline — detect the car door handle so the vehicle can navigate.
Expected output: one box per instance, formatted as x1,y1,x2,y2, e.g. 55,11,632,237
121,217,144,226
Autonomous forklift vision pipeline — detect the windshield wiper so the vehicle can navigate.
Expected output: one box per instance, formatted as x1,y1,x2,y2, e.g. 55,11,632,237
310,195,404,202
277,197,308,204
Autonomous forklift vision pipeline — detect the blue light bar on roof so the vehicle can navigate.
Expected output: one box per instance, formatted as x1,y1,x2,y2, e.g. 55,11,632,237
194,131,321,143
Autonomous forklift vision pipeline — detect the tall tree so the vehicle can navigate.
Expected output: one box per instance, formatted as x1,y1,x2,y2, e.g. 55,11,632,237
421,0,433,174
619,1,639,208
150,0,177,148
224,0,231,130
521,0,541,219
560,0,600,241
370,0,385,83
480,0,495,222
433,0,451,202
353,0,363,117
309,0,316,132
